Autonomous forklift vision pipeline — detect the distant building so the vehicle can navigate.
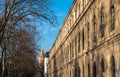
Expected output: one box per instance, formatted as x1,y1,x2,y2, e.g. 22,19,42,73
37,49,44,77
37,49,44,65
44,52,49,77
47,0,120,77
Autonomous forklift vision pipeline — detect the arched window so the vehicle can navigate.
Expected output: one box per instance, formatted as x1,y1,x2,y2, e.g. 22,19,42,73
79,3,80,13
87,22,90,48
93,9,97,42
82,28,84,50
83,65,84,77
75,6,77,19
78,32,80,53
88,64,90,77
101,59,104,77
75,66,77,77
111,56,115,77
78,67,81,77
100,6,105,38
93,62,97,77
75,66,81,77
110,0,115,31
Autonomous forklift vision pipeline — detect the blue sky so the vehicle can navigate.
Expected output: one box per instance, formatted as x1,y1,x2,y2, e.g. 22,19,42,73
39,0,73,52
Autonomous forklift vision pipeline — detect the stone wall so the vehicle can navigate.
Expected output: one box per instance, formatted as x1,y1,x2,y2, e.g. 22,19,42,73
48,0,120,77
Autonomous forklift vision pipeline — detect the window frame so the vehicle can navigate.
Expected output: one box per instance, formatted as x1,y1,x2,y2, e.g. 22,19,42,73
110,0,115,31
99,6,105,38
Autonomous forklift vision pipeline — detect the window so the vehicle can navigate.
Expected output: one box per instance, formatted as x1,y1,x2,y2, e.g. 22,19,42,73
75,36,77,54
70,43,73,58
69,45,71,61
82,0,84,9
82,28,84,50
83,65,84,77
111,56,115,77
78,67,81,77
75,65,81,77
101,59,104,77
71,42,74,58
100,6,105,38
78,32,80,53
110,0,115,31
61,48,63,65
75,66,77,77
88,64,90,77
87,22,90,48
73,40,75,57
93,62,97,77
93,13,97,42
79,4,80,14
67,46,69,61
75,8,77,19
70,44,71,58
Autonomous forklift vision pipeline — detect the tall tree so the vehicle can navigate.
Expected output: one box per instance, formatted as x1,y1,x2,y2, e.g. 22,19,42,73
0,0,57,77
7,29,39,77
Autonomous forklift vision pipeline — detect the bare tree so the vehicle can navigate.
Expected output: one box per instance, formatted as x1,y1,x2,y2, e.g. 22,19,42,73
7,29,40,77
0,0,57,44
0,0,57,77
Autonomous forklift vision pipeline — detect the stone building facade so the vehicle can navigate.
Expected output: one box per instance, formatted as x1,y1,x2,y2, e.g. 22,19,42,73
37,49,44,65
47,0,120,77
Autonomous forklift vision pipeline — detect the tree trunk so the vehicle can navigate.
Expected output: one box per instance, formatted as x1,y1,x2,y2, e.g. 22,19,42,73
2,48,5,77
2,47,7,77
2,41,8,77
